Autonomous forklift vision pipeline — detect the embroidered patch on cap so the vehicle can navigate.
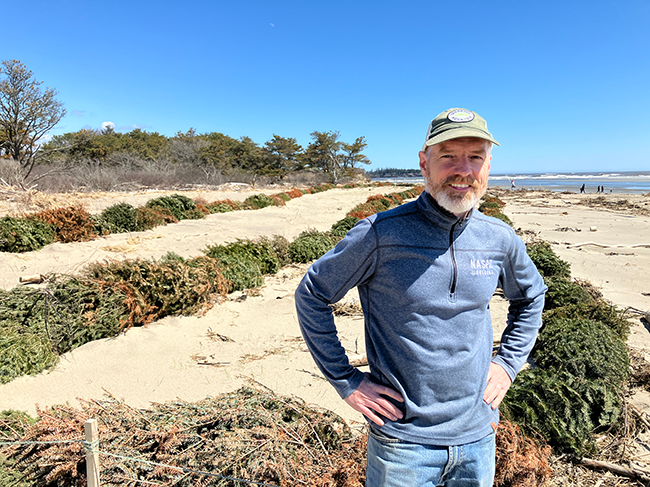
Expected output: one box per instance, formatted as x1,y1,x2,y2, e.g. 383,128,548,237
447,109,475,123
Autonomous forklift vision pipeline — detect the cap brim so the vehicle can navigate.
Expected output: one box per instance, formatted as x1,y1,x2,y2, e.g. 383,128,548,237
422,128,500,151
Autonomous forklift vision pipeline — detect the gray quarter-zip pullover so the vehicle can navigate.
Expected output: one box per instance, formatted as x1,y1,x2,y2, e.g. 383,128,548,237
295,192,546,446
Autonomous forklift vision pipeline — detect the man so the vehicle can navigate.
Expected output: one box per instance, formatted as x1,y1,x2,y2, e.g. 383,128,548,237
295,108,546,486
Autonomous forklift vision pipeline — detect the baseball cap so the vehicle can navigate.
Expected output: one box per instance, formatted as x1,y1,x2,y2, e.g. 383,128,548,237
423,108,500,150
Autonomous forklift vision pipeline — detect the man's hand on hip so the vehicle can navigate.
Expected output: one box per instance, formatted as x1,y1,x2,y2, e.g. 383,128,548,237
483,362,512,410
344,374,404,426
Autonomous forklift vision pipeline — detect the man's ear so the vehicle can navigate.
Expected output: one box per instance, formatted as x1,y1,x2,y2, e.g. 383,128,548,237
418,150,428,175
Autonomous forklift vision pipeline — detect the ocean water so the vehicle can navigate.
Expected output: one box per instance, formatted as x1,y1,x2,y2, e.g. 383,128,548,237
374,171,650,194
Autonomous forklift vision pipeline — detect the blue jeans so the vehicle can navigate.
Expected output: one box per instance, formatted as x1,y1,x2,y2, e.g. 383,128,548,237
366,426,496,486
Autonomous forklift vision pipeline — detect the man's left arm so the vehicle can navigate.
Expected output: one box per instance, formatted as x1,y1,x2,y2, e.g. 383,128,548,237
485,235,547,409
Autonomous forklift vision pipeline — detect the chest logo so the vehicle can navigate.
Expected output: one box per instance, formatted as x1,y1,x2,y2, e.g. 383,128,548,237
470,258,494,276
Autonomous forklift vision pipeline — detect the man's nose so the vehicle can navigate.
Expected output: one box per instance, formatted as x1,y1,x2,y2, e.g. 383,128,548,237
453,156,473,176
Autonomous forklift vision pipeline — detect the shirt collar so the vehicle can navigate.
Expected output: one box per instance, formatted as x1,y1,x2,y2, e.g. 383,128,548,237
418,191,474,229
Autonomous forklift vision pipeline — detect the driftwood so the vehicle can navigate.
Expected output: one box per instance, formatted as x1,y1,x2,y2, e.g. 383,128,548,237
349,355,369,367
19,274,44,284
627,307,650,324
567,242,650,249
579,457,650,484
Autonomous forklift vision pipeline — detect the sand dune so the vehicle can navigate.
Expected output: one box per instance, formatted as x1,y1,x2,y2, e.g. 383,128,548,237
0,187,649,432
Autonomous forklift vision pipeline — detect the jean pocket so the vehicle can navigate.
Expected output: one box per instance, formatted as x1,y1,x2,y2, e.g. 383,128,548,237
368,425,403,444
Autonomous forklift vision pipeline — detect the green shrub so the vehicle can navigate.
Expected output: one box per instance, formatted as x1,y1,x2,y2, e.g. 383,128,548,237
526,242,571,278
478,196,511,226
275,193,291,202
84,254,226,326
543,300,631,340
0,277,130,383
386,194,404,206
145,194,199,220
182,207,208,220
97,202,141,233
288,230,339,263
491,212,513,226
0,409,35,438
213,254,264,292
478,200,502,214
501,368,622,455
206,203,234,213
0,408,36,484
205,199,242,212
347,198,394,219
533,317,629,388
0,322,59,384
268,235,291,267
330,216,359,238
135,206,178,230
243,194,274,210
479,194,505,211
205,237,289,276
269,195,286,207
372,198,393,211
0,455,29,487
398,186,424,200
543,276,594,310
0,216,55,253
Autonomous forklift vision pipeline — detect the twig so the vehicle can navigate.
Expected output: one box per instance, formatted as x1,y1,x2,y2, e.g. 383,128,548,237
349,355,369,367
579,457,650,483
215,438,273,476
283,399,333,467
629,403,650,429
567,242,650,249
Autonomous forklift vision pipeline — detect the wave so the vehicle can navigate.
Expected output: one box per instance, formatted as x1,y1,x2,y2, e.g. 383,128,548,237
491,171,650,180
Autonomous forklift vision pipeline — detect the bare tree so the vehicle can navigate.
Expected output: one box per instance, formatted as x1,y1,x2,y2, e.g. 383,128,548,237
0,59,66,179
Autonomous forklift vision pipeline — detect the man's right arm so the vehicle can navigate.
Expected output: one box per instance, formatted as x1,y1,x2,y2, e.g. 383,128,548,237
294,219,378,399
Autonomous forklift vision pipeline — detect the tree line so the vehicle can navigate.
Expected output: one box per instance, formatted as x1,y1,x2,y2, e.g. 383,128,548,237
41,127,370,185
366,168,422,179
1,59,371,187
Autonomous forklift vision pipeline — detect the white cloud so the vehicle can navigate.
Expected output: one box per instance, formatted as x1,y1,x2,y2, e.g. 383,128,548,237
101,121,116,131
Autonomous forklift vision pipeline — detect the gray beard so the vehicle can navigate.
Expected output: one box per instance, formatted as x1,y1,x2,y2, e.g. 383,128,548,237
428,183,485,215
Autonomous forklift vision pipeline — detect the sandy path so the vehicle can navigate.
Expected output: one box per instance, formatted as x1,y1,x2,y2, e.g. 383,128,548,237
0,186,396,423
0,186,391,291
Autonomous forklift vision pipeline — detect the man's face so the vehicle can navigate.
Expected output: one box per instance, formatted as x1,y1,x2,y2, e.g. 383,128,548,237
418,137,492,217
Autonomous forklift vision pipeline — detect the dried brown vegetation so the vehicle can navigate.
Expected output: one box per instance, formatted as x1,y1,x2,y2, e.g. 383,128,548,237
495,418,552,487
1,385,367,487
31,205,98,243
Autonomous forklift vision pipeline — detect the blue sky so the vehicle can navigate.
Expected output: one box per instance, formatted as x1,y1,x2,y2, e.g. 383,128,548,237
3,0,649,174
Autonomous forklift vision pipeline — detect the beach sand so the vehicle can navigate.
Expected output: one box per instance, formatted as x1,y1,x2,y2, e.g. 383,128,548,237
1,186,649,435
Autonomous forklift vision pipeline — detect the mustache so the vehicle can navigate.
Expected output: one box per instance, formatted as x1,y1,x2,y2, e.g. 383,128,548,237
442,176,478,187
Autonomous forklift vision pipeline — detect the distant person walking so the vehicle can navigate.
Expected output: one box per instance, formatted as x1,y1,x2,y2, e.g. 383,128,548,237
580,183,586,193
510,178,516,190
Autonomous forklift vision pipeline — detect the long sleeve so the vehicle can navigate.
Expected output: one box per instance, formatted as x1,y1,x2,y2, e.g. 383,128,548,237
492,235,547,381
295,219,379,398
